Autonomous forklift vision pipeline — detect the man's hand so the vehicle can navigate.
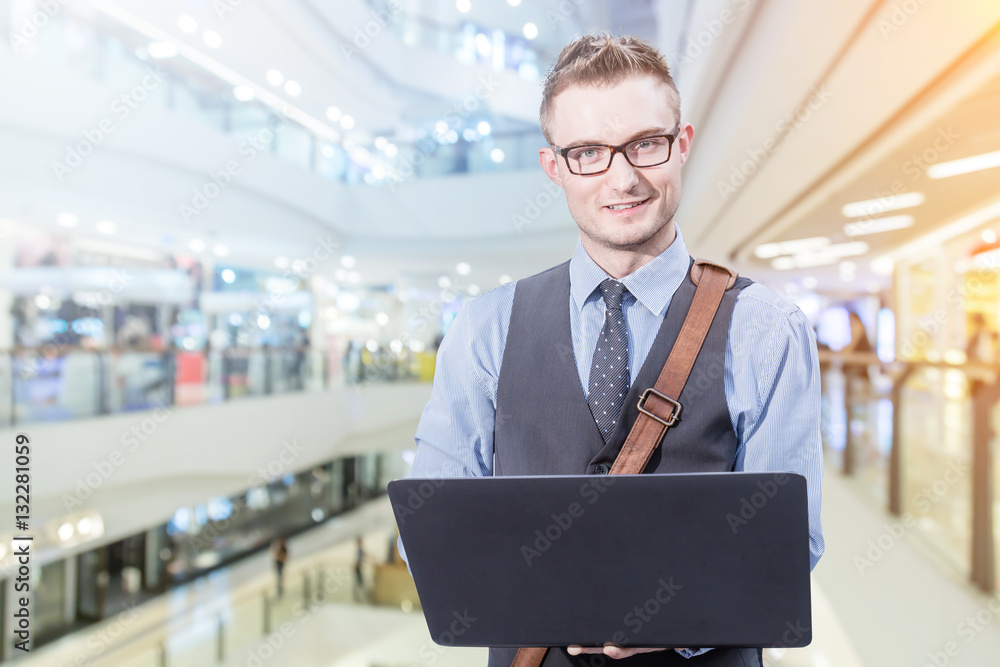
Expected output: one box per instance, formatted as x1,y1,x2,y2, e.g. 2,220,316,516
567,646,687,659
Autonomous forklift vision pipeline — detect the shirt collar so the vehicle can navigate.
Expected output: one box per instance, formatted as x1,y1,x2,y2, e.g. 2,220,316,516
569,226,690,317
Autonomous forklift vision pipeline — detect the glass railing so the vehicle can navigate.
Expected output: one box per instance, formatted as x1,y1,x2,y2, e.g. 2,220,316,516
361,0,550,79
821,350,998,592
0,345,433,427
65,533,418,667
11,5,545,185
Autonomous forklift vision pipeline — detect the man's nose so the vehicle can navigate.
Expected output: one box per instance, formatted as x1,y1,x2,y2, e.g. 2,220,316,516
604,151,641,191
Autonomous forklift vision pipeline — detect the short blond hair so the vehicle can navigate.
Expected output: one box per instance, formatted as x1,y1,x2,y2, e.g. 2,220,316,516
539,34,681,144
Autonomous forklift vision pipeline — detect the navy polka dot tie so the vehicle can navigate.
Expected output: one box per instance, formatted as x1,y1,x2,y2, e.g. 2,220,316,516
588,279,630,443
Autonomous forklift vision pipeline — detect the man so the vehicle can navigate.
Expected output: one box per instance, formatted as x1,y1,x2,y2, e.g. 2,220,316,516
403,34,823,666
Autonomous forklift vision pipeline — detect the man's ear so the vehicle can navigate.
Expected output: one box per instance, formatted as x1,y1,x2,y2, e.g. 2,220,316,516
539,146,564,188
675,123,695,166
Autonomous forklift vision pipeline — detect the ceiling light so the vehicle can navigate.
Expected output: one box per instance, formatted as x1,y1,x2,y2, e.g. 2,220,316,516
202,30,222,48
257,314,271,330
770,242,868,270
340,115,355,129
177,15,197,33
982,229,997,244
267,69,284,86
477,121,492,136
233,85,255,102
77,517,93,534
189,239,206,252
841,192,924,218
456,0,471,13
523,22,538,39
57,212,78,227
490,148,505,163
456,262,471,275
326,106,342,122
221,269,236,284
284,80,301,97
843,214,914,237
147,41,179,59
384,143,398,157
927,149,1000,179
58,523,74,541
499,274,512,284
870,257,895,275
876,198,1000,265
96,220,116,235
754,236,830,259
340,255,356,268
468,284,481,296
212,244,230,257
507,0,522,5
375,312,389,326
35,294,51,310
375,136,388,150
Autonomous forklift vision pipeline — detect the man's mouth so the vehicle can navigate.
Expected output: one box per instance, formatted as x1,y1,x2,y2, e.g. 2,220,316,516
605,198,649,212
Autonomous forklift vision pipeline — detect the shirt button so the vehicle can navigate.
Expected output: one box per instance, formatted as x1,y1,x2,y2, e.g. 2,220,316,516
594,464,610,475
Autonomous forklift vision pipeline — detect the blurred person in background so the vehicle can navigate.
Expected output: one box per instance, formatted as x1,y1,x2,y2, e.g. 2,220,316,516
271,537,288,598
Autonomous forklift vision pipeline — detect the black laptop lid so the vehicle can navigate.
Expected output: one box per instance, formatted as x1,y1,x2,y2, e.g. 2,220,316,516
389,473,812,649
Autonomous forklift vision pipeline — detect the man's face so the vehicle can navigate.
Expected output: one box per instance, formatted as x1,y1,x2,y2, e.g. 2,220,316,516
539,75,693,253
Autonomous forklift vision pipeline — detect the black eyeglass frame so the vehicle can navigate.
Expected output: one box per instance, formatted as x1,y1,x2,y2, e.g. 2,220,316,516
550,124,682,176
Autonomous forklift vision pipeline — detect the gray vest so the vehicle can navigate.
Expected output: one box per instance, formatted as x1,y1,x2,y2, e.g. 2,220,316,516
489,258,761,667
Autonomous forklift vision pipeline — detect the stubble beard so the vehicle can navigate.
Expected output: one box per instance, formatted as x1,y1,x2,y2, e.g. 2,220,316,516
573,196,680,253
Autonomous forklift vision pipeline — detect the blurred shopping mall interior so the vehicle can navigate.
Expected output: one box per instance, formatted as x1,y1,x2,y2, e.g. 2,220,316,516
2,0,1000,665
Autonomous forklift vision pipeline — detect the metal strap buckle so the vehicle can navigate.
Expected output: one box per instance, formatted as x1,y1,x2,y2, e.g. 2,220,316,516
637,388,682,427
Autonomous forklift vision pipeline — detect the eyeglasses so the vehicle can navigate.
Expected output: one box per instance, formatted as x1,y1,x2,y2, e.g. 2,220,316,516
551,125,681,176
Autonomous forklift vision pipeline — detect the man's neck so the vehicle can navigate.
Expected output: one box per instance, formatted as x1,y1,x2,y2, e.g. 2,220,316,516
582,223,678,279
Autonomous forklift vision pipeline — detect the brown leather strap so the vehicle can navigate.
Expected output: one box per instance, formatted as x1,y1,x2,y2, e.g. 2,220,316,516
510,260,738,667
511,646,551,666
610,260,735,475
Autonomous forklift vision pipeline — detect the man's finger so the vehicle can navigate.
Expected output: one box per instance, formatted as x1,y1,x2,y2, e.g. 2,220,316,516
566,646,668,658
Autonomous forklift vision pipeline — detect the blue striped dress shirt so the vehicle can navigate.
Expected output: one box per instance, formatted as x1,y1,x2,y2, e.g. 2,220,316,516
404,226,825,657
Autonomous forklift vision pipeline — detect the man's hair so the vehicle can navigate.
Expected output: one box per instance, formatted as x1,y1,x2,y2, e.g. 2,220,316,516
539,34,681,145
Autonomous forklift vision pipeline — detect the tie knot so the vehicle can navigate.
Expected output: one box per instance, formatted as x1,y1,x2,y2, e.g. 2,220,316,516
597,278,626,312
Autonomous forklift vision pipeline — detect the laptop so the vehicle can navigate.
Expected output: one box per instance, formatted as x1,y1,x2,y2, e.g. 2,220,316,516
388,472,811,649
